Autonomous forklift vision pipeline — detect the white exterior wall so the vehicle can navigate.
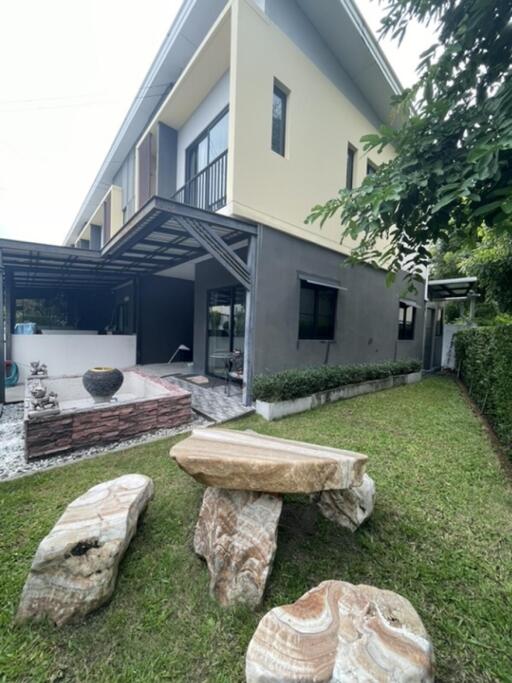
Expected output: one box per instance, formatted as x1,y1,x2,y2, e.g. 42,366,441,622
12,335,137,382
229,0,395,257
175,70,230,188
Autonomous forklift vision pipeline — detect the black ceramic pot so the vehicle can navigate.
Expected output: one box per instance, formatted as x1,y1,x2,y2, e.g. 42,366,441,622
82,367,124,403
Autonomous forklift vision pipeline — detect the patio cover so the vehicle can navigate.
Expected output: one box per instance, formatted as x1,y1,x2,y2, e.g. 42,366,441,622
427,277,478,301
0,197,258,404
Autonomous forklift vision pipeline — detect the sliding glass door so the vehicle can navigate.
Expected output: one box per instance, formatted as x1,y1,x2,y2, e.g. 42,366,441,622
207,286,245,378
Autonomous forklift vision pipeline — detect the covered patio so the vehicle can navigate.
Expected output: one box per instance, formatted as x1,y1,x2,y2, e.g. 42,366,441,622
0,197,258,409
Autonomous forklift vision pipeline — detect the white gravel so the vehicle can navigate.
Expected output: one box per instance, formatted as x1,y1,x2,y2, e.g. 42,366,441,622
0,404,211,482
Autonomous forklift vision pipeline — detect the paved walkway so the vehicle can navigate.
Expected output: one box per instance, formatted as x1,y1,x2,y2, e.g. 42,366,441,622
138,364,254,423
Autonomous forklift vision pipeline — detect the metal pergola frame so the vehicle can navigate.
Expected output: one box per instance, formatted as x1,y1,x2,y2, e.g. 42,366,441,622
0,197,259,405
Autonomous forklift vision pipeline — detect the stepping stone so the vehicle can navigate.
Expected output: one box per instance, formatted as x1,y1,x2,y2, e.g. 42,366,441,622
194,487,282,608
170,428,367,493
16,474,154,626
246,580,434,683
314,473,376,531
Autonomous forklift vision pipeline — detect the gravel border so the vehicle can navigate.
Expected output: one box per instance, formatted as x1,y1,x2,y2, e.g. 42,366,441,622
0,404,211,483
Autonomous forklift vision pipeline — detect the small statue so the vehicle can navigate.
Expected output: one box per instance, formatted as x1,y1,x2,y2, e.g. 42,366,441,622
29,361,48,377
30,382,59,412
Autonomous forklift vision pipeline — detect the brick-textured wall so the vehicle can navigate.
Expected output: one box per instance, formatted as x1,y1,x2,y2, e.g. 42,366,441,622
25,394,192,460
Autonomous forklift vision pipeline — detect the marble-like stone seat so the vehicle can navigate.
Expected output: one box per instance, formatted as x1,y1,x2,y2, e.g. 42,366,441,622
170,428,368,493
170,430,376,608
16,474,154,626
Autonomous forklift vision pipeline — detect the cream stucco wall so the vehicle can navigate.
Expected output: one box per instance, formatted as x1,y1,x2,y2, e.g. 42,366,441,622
228,0,394,256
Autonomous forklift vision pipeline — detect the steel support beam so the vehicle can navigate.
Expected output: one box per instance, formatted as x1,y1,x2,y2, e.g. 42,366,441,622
242,232,258,407
0,251,5,404
175,216,252,289
5,269,14,361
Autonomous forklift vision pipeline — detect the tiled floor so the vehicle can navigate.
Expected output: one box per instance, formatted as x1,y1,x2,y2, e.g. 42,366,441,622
138,363,254,423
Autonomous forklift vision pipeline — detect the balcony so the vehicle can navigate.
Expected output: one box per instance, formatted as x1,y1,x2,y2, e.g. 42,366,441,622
172,150,227,213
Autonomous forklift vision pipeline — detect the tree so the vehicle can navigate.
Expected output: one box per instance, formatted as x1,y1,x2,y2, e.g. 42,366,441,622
307,0,512,283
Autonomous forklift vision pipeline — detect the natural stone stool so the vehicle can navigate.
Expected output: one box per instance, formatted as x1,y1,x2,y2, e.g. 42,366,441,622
246,580,434,683
313,473,376,531
16,474,154,625
194,487,282,608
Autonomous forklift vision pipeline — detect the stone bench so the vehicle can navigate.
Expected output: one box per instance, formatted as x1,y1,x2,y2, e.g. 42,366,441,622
16,474,154,625
170,429,375,608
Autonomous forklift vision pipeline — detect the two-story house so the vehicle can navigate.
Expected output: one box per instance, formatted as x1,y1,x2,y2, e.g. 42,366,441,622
0,0,427,404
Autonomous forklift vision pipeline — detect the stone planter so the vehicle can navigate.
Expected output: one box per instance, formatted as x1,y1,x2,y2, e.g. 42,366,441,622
82,367,124,403
255,371,422,421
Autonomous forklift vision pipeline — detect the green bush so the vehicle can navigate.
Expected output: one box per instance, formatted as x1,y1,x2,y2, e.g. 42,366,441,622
454,325,512,454
253,359,421,402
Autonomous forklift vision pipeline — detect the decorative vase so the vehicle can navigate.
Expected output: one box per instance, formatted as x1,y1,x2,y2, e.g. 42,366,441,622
82,367,124,403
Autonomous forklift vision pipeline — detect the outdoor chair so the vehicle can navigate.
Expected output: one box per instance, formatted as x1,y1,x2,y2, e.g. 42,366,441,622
224,350,243,396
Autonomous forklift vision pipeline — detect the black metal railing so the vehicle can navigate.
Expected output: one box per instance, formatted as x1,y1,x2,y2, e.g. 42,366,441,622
172,150,227,212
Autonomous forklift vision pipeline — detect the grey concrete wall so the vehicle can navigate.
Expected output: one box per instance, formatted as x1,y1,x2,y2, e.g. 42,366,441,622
252,227,425,375
138,275,194,365
265,0,381,128
190,227,424,377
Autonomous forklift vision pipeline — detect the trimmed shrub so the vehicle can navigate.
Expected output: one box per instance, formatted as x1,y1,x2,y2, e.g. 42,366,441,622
454,325,512,454
253,359,421,403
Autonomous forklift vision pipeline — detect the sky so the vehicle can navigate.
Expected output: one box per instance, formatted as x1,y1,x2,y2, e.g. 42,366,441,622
0,0,436,246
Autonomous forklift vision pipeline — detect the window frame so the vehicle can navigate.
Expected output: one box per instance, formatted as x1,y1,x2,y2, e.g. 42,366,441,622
398,302,416,341
346,144,357,190
298,279,338,341
185,106,229,182
271,81,288,157
366,160,377,175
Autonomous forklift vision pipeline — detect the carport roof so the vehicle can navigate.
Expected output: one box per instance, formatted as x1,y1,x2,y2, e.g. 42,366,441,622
427,277,478,301
0,197,256,290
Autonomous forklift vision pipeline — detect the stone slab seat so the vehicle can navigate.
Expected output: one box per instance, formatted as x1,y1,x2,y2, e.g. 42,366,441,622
169,428,368,494
16,474,154,626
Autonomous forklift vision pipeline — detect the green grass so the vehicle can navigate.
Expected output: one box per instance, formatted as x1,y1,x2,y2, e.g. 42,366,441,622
1,377,511,682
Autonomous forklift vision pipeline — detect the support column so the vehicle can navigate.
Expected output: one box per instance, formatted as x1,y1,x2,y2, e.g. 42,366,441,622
5,269,14,361
243,233,258,407
0,251,5,404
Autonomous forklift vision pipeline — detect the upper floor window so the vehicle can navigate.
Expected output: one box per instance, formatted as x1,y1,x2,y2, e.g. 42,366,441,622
367,160,377,175
346,144,356,189
299,280,337,340
272,81,288,156
398,302,416,340
186,108,229,181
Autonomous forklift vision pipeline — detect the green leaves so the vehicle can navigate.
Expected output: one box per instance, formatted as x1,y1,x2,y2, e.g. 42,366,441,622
307,0,512,281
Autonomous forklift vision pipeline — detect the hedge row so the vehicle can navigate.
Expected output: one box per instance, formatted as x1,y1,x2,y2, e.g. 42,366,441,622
454,325,512,455
253,359,422,402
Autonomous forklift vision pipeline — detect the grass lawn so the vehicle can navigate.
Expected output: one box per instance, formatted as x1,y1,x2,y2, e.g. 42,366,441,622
1,376,511,682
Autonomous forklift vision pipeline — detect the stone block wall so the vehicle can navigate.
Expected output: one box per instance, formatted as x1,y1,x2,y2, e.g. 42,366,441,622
24,391,192,460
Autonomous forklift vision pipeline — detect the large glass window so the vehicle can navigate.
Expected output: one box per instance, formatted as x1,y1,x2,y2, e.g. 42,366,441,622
398,302,416,340
272,82,288,156
207,286,245,377
367,160,377,175
299,280,337,340
186,109,229,181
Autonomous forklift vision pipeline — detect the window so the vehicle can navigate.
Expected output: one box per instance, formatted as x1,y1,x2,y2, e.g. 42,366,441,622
299,280,337,340
186,109,229,181
346,145,356,189
367,160,377,175
398,302,416,340
272,82,288,156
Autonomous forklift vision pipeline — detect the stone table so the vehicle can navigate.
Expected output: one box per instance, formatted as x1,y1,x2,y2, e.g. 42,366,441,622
170,429,375,608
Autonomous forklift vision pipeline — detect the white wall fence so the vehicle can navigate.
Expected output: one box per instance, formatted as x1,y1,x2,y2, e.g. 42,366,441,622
12,334,137,382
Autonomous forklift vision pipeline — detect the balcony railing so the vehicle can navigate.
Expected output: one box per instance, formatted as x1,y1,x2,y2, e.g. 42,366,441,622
172,150,227,212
